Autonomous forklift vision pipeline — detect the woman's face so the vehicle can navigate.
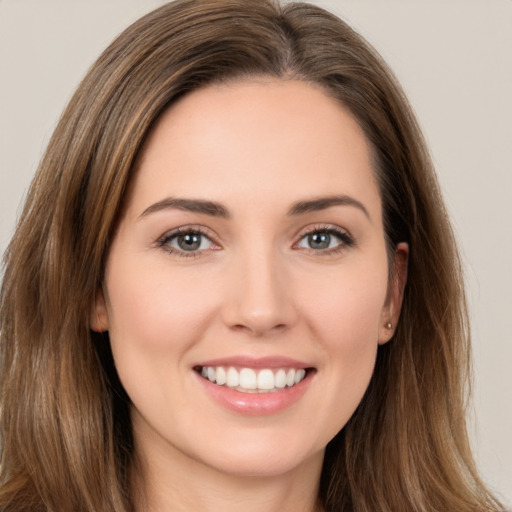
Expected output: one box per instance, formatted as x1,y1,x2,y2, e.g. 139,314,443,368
94,79,407,479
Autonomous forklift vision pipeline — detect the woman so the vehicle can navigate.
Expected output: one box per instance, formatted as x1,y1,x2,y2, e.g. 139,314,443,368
0,1,505,511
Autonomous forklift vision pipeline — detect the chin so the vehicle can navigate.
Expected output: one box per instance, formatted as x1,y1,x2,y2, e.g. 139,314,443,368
202,445,323,479
179,423,329,480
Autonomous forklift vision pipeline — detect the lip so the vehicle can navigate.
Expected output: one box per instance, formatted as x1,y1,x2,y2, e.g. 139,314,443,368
193,356,315,416
194,355,311,370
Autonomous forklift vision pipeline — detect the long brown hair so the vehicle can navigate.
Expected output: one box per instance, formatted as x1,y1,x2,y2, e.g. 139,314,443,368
0,1,504,511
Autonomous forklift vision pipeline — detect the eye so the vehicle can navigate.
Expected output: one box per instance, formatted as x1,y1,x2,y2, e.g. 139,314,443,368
158,228,218,257
295,227,354,253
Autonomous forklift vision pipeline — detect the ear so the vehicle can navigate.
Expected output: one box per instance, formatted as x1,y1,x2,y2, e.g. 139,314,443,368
91,288,109,332
378,242,409,345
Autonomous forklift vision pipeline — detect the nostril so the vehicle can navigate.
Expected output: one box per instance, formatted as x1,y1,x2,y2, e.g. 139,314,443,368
230,322,288,336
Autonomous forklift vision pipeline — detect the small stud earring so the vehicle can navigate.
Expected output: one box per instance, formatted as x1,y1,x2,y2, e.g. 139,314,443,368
385,322,392,330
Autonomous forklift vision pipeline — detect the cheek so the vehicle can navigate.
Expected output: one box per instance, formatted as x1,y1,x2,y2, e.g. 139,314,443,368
303,261,388,348
299,265,387,434
105,257,218,354
103,256,223,413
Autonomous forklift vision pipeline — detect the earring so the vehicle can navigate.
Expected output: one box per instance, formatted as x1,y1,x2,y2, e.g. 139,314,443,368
385,322,392,330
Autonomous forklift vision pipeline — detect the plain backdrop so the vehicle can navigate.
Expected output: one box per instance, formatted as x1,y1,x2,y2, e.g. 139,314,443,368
0,0,511,504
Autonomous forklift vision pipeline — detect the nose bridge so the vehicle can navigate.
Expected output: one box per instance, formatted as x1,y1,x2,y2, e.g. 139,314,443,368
223,238,295,335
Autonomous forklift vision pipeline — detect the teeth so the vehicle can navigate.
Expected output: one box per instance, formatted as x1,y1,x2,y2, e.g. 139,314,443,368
295,369,306,384
226,367,239,387
198,366,308,392
257,369,274,390
239,368,257,390
216,366,226,385
275,369,286,389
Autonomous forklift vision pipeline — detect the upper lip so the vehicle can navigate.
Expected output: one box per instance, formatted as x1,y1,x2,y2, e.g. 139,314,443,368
194,355,312,369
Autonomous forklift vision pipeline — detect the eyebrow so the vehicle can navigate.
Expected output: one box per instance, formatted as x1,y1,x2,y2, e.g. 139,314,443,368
139,197,230,219
139,194,370,220
288,195,370,220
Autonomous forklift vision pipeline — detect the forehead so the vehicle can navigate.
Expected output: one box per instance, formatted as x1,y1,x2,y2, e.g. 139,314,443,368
126,79,381,220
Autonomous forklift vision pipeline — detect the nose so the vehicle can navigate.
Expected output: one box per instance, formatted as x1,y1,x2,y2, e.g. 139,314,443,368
221,247,297,337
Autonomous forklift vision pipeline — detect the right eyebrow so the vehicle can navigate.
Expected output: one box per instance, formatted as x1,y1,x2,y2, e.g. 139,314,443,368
139,197,230,219
288,194,371,221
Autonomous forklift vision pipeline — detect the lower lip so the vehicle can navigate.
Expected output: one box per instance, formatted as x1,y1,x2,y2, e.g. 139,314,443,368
195,371,314,416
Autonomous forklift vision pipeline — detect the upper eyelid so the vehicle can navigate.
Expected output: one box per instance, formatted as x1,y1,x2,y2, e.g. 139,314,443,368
294,223,352,239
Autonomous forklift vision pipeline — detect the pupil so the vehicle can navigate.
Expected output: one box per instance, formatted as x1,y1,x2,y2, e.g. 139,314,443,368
309,232,330,249
178,233,201,251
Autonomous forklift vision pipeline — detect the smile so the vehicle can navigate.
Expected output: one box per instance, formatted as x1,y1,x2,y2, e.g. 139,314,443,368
197,366,308,393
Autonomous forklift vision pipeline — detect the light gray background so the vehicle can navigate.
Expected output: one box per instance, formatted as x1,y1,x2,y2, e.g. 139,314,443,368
1,0,510,503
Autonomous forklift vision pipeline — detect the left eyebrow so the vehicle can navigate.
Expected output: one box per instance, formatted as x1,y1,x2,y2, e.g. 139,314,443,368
288,195,371,220
139,197,230,219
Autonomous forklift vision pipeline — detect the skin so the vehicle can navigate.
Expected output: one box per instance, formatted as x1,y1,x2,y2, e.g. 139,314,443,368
93,79,408,512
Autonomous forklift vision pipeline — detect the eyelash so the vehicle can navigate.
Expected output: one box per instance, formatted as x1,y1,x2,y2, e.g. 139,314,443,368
157,225,355,258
